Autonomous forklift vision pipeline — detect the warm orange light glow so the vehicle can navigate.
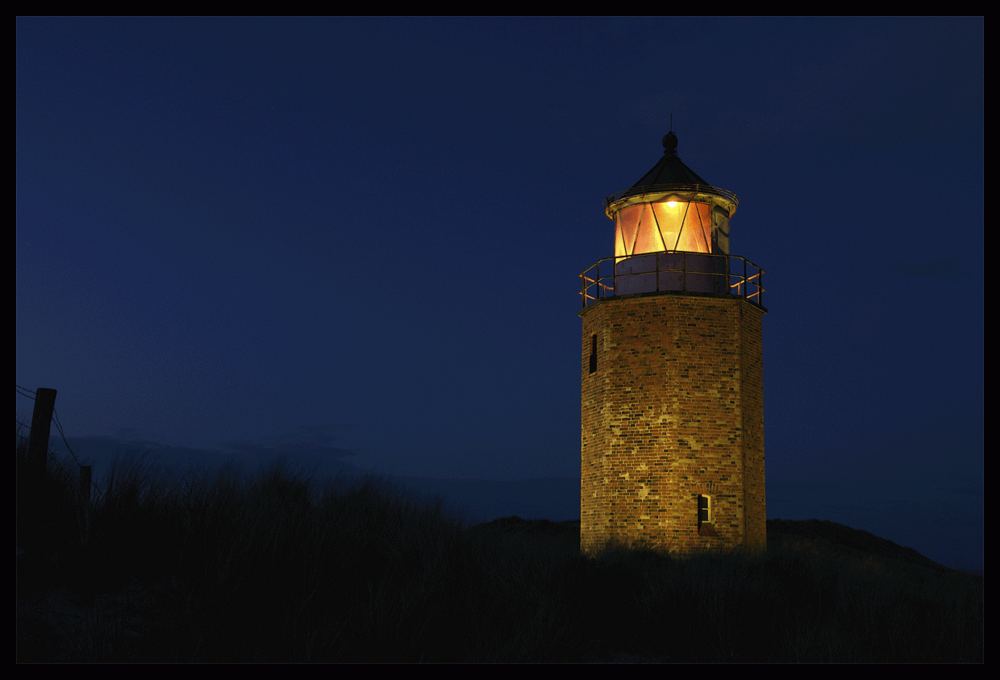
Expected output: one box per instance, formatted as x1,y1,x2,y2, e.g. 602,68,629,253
614,198,713,259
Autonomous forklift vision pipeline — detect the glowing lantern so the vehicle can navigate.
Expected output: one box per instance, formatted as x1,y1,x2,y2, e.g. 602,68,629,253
604,131,739,296
608,131,737,257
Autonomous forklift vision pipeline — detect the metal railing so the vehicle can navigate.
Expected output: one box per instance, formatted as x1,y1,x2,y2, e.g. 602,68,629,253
579,252,766,310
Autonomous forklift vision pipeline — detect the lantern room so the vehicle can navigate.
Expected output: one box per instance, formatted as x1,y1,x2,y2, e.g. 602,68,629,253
581,130,763,307
606,131,738,259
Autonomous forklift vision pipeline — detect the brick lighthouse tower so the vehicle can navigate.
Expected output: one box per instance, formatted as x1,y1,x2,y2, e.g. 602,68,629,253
579,129,766,555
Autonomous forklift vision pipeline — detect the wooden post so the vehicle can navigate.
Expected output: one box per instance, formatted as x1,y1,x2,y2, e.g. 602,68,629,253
27,387,57,476
79,464,93,543
79,465,92,505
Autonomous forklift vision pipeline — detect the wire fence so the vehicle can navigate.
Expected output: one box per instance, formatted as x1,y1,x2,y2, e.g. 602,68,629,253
16,384,104,502
16,384,36,442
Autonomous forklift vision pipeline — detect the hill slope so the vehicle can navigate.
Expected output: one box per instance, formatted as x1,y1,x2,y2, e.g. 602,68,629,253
16,459,983,662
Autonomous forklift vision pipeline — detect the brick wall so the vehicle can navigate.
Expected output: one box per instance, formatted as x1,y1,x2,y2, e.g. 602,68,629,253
740,302,767,550
580,293,766,554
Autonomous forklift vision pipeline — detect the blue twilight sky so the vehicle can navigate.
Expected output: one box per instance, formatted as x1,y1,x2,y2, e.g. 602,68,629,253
16,17,983,569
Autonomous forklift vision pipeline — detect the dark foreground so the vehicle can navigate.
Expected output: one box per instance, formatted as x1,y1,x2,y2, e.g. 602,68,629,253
16,455,983,662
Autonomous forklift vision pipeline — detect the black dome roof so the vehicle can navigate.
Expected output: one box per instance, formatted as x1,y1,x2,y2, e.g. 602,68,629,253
605,131,738,218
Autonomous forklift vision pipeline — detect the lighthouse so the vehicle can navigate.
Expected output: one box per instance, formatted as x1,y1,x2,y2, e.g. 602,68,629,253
579,130,766,554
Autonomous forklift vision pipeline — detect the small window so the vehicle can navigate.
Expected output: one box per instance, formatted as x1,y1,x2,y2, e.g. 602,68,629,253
698,494,712,525
588,334,597,374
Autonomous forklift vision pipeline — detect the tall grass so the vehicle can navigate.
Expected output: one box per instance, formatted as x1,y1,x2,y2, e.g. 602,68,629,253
16,446,983,662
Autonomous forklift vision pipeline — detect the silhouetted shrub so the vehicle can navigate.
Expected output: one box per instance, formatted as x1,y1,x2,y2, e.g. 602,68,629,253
15,451,984,662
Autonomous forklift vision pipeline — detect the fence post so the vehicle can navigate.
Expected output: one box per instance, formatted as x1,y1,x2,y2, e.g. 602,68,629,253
79,465,92,505
78,464,93,542
27,387,57,477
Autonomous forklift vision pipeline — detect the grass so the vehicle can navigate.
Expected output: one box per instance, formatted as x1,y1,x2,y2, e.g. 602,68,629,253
16,445,983,662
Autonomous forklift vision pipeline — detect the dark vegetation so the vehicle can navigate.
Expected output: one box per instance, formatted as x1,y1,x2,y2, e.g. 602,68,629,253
16,446,983,663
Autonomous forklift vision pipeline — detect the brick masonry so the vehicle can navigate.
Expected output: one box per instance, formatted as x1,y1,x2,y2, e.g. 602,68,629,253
580,293,766,554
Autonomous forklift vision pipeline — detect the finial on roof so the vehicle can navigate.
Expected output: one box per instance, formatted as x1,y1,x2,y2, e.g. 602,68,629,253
662,130,678,156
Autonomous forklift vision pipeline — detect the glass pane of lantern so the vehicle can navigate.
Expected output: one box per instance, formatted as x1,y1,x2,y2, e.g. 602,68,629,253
697,203,713,251
632,203,665,255
651,200,685,251
614,215,625,259
712,207,730,256
676,202,713,253
615,205,642,258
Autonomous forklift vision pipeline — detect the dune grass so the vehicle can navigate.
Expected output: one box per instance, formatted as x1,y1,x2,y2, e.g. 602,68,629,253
15,446,983,662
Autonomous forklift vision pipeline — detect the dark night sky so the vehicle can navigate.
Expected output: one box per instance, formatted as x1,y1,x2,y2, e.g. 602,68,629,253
16,17,983,569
